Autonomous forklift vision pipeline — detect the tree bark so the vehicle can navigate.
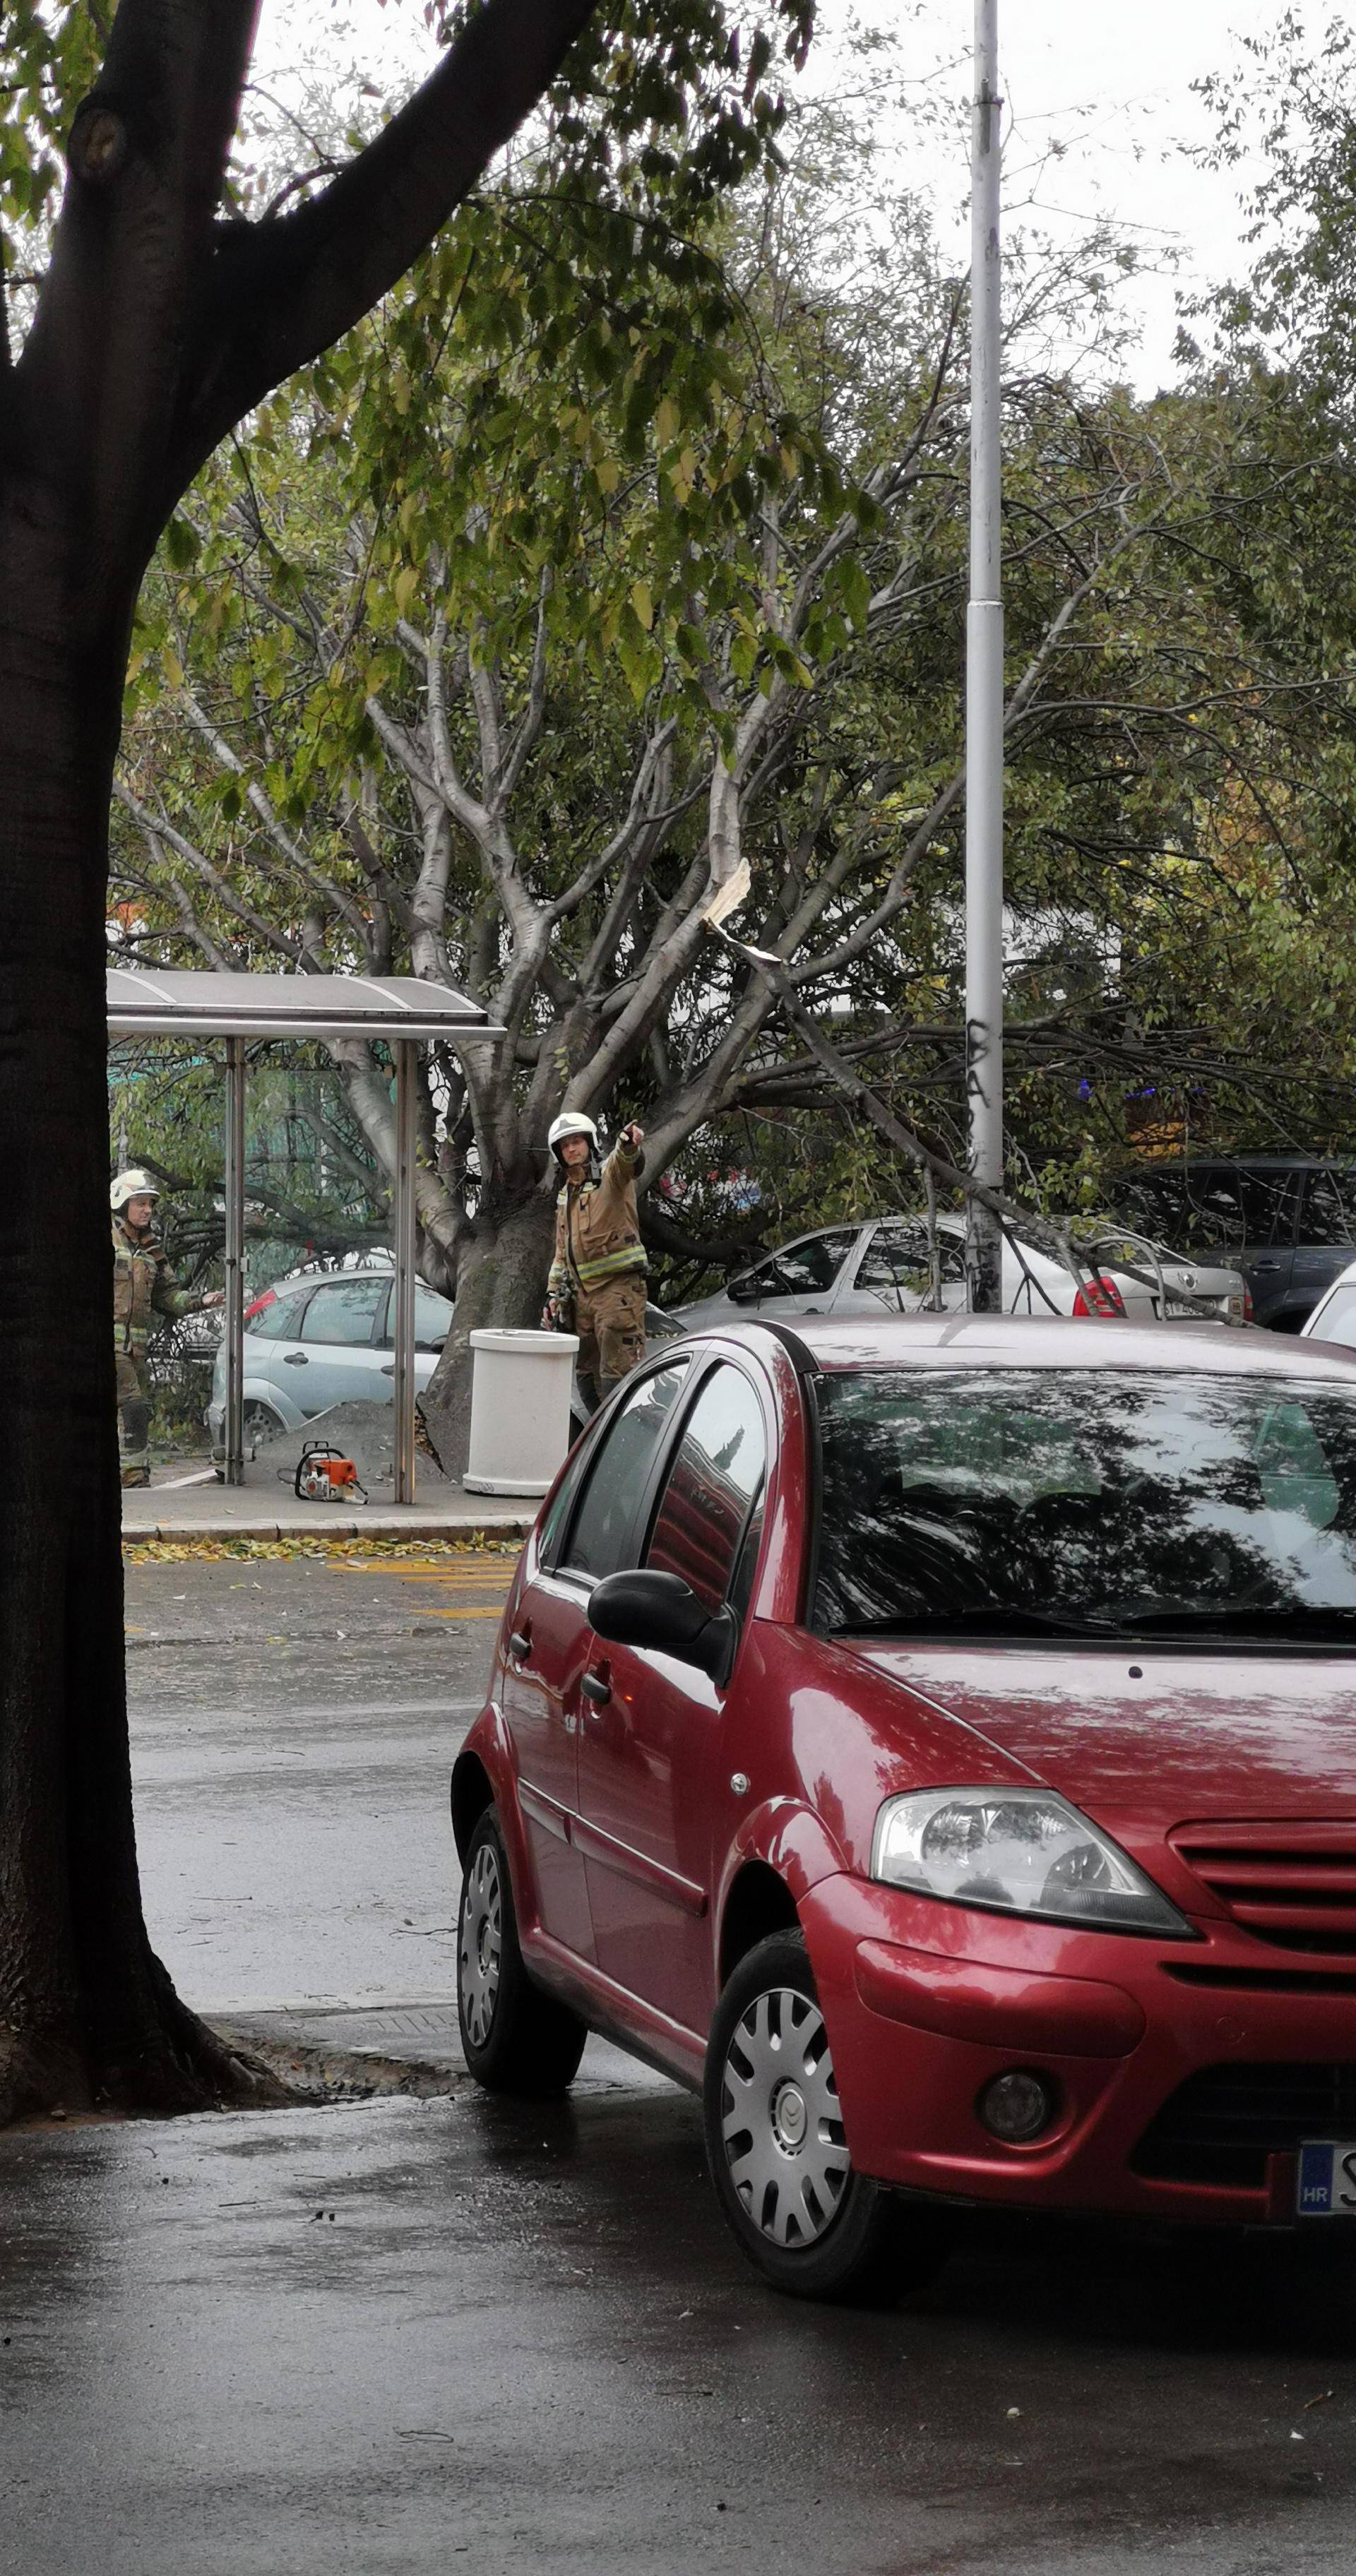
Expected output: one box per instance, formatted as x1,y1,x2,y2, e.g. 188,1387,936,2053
0,511,283,2120
0,0,602,2123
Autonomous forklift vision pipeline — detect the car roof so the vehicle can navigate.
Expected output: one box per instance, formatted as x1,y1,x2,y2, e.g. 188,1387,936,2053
1129,1155,1355,1173
705,1313,1356,1383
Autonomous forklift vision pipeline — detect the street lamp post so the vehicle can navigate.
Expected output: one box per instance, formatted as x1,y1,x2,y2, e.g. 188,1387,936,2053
965,0,1004,1311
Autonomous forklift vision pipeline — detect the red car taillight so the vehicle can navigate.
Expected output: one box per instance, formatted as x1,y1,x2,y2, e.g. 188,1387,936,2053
244,1286,276,1323
1244,1285,1254,1321
1071,1272,1125,1319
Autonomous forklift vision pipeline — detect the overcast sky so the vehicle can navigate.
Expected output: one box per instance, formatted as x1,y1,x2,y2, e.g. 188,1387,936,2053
872,0,1332,388
253,0,1331,390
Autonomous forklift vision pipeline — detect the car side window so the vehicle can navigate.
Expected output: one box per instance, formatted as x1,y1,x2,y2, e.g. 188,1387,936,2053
248,1289,310,1340
645,1365,767,1614
537,1432,597,1570
562,1363,690,1581
1186,1169,1294,1248
856,1223,966,1299
1301,1170,1356,1249
299,1278,387,1345
768,1230,857,1295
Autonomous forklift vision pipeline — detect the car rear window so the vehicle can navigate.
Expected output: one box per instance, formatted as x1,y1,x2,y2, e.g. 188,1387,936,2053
814,1367,1356,1644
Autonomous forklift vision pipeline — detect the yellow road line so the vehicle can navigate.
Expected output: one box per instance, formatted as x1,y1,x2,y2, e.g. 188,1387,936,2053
339,1562,513,1581
407,1604,506,1621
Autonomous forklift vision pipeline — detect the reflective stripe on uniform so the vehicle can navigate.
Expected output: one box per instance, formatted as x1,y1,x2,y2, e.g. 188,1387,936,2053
568,1243,648,1291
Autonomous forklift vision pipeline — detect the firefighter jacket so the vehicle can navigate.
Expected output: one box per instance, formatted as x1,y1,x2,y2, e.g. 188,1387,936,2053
547,1137,649,1303
112,1217,198,1353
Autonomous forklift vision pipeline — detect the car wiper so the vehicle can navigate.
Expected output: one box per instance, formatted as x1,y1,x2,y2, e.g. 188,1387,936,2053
1092,1603,1356,1640
831,1607,1127,1641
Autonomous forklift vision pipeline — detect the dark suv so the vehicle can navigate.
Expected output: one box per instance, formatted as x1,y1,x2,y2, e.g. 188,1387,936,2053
1120,1157,1356,1330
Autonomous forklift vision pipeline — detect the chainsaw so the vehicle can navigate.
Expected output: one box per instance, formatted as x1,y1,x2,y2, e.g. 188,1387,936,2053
293,1442,367,1504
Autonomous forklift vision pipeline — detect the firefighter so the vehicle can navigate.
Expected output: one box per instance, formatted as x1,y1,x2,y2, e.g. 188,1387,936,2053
542,1113,649,1410
111,1169,221,1488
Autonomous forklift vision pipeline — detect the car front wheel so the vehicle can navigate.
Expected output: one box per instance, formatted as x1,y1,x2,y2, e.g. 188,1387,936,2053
456,1808,588,2096
703,1930,952,2303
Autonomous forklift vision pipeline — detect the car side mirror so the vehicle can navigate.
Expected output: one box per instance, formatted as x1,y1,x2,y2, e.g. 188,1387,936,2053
588,1569,735,1683
727,1272,762,1305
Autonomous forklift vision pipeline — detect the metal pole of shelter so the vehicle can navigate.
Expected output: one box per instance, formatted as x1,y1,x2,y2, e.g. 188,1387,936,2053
964,0,1005,1313
392,1040,417,1506
223,1036,246,1485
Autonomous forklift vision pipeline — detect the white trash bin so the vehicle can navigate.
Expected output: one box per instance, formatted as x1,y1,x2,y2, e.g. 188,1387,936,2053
463,1328,581,1496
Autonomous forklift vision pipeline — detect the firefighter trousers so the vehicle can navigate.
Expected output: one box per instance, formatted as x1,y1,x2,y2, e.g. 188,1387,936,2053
572,1273,648,1407
116,1348,152,1486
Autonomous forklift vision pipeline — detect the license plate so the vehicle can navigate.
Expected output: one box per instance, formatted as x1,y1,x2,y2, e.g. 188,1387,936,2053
1297,2142,1356,2216
1165,1297,1220,1319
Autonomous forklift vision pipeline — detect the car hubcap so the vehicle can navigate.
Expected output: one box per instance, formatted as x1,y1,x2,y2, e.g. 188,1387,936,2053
720,1986,850,2248
458,1842,502,2049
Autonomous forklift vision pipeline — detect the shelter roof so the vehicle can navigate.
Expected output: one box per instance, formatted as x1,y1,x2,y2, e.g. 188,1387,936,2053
106,968,504,1042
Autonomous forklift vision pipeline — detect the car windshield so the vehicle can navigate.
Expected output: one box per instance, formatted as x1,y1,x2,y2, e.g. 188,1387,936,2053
814,1367,1356,1644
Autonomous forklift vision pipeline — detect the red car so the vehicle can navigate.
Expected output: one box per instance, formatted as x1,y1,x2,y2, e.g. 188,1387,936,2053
452,1315,1356,2301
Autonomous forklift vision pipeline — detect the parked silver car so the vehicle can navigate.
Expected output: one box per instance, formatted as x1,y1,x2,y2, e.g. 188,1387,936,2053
207,1261,452,1445
676,1212,1247,1331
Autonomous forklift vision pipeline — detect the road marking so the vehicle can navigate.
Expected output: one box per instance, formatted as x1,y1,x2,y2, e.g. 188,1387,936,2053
407,1606,505,1621
339,1562,513,1582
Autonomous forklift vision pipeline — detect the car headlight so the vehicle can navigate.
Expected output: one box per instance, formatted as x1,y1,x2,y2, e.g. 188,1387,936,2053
872,1787,1192,1936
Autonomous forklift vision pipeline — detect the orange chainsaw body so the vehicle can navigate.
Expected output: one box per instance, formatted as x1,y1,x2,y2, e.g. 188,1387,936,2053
295,1445,363,1502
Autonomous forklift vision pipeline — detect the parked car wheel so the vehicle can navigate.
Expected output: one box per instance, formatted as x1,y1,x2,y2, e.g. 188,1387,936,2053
703,1931,952,2303
456,1809,588,2095
213,1397,286,1481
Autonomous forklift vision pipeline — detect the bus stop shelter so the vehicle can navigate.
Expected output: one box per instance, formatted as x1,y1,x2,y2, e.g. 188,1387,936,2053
107,969,504,1503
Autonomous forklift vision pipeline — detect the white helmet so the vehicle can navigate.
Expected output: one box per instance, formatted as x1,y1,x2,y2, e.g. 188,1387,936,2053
547,1111,600,1162
110,1167,161,1213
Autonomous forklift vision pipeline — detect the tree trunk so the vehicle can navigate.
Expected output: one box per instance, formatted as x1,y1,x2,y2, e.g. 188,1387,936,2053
418,1189,557,1479
0,0,605,2130
0,513,276,2123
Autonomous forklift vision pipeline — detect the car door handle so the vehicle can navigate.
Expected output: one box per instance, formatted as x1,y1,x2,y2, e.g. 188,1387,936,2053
509,1629,533,1662
1252,1257,1285,1270
282,1352,309,1365
581,1669,611,1708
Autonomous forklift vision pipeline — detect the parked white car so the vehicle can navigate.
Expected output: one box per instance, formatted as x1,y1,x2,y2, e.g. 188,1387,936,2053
1300,1258,1356,1353
207,1260,451,1445
676,1212,1248,1332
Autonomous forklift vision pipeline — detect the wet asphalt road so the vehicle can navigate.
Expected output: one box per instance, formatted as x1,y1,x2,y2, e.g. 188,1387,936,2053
6,2089,1356,2575
124,1547,511,2010
3,1553,1356,2574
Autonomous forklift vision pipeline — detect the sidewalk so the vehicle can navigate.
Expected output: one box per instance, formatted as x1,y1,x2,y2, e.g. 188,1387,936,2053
122,1467,535,1542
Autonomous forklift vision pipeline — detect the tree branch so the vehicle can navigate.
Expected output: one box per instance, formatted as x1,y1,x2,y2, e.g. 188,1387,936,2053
177,0,602,483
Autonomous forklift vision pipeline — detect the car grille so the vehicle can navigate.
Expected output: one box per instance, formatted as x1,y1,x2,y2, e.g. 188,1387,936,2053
1171,1822,1356,1953
1134,2063,1356,2188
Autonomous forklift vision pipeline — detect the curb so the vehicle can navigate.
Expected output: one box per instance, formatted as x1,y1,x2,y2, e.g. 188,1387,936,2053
123,1513,532,1544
